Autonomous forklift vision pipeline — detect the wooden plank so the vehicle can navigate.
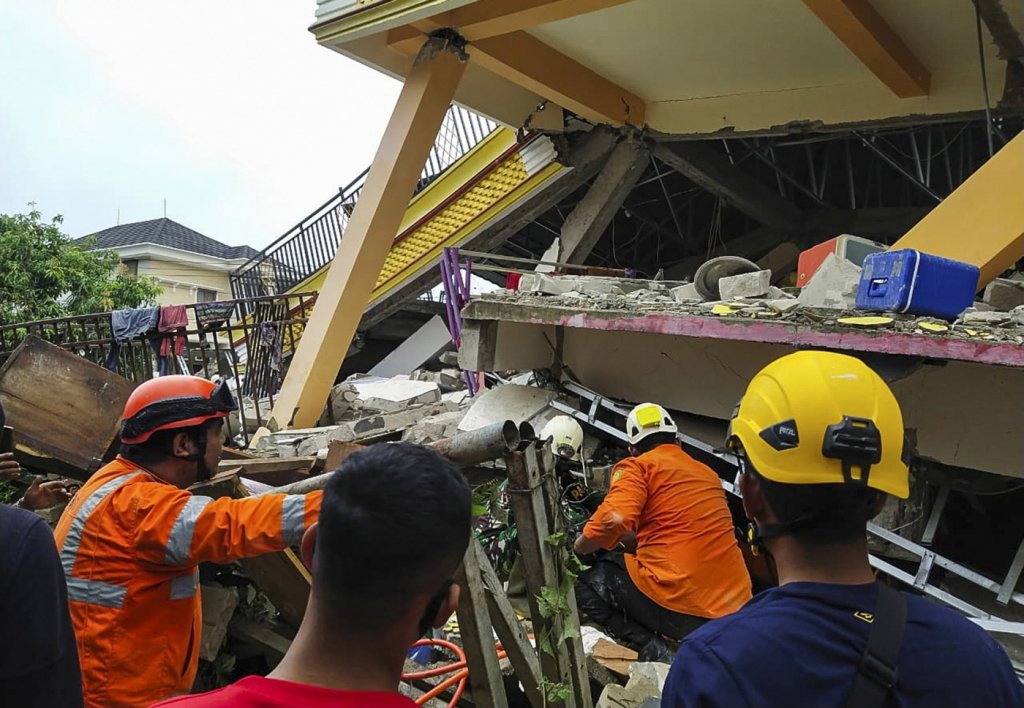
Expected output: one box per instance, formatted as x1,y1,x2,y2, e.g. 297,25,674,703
0,335,134,479
232,477,312,628
456,542,510,708
217,457,315,486
229,615,293,656
471,540,544,708
323,439,364,472
505,444,590,708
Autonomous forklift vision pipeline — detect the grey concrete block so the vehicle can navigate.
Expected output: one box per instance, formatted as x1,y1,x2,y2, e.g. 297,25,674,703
798,253,861,310
671,283,703,302
718,269,771,300
983,278,1024,311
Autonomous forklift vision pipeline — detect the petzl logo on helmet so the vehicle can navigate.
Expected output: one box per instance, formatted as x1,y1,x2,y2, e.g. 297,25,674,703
759,420,799,451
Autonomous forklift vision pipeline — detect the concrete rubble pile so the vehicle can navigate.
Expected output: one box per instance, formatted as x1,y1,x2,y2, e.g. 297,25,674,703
494,257,1024,346
255,369,473,457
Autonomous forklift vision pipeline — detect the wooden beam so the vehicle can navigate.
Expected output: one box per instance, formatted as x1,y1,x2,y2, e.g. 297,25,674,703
388,25,643,126
456,543,510,708
802,0,930,97
388,0,639,53
268,38,467,431
560,136,650,263
471,32,644,126
652,142,805,232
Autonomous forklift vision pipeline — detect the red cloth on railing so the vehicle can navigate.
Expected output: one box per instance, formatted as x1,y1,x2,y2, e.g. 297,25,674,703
158,305,189,356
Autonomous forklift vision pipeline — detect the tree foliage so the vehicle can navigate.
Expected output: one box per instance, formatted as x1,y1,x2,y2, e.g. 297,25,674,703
0,210,162,325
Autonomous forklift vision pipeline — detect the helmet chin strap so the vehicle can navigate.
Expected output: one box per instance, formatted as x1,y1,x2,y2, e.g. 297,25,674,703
183,427,212,483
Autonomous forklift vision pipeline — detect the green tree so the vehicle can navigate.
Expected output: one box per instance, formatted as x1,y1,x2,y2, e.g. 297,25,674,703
0,209,162,325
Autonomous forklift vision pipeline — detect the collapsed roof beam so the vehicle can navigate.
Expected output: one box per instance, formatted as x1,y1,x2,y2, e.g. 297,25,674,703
388,19,644,126
652,141,805,232
387,0,640,54
560,136,650,264
802,0,931,98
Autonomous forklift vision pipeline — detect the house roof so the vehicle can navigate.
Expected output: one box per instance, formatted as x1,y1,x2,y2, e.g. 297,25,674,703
80,218,259,261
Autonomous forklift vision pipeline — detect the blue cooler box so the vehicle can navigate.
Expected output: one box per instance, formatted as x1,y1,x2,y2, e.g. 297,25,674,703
855,249,979,320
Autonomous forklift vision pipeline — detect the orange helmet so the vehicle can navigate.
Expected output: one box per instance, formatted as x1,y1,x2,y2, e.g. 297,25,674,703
121,376,237,444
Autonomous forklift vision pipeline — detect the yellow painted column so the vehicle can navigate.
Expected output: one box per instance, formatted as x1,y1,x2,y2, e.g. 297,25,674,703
266,36,467,431
892,131,1024,288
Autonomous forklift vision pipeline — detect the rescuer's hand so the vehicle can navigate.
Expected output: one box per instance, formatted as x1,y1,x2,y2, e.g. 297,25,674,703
21,476,73,511
0,452,21,481
617,531,638,554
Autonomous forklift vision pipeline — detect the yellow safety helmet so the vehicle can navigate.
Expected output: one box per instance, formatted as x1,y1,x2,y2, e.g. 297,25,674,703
728,351,908,499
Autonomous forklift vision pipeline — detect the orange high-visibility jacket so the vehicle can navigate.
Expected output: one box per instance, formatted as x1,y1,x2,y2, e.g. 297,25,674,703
53,457,321,708
582,444,752,618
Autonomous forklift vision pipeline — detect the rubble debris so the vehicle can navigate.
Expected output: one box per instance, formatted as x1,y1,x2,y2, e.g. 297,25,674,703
402,410,465,444
797,252,861,310
199,584,239,661
983,278,1024,311
961,309,1013,326
670,283,702,303
331,377,441,416
592,638,639,677
693,255,760,300
368,314,452,378
718,269,771,300
596,673,662,708
458,384,556,432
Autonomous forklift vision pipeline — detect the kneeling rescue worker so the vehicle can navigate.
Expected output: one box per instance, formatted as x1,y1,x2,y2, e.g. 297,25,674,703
54,376,323,708
663,351,1023,707
573,402,751,661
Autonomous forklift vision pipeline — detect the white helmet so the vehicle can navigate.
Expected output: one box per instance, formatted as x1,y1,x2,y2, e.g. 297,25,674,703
541,415,584,461
625,403,678,445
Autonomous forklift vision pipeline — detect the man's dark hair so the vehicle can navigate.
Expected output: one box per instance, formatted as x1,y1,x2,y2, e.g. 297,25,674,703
314,442,472,632
120,422,211,466
753,468,882,544
632,432,677,455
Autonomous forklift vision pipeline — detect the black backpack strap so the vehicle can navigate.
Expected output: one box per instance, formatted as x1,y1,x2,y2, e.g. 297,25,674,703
845,582,907,708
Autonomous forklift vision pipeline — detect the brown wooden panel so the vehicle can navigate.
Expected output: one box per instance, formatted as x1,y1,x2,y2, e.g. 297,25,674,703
0,336,134,479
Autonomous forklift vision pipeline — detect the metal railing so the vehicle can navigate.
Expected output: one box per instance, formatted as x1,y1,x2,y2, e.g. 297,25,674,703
230,105,497,316
0,292,318,447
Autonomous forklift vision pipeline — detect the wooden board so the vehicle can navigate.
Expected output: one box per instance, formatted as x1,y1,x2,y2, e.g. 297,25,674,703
0,336,135,479
217,457,314,486
232,477,312,628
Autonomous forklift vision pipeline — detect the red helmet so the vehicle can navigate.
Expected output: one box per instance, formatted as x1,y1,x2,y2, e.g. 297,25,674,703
121,376,237,444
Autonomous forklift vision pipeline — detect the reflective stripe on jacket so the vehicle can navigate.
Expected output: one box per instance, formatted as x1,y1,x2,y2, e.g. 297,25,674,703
582,444,752,618
53,457,321,708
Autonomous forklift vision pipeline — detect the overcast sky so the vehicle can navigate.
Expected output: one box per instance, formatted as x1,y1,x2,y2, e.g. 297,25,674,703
0,1,400,248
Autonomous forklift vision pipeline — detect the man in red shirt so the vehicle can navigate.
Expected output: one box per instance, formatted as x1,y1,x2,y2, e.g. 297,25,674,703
155,442,472,707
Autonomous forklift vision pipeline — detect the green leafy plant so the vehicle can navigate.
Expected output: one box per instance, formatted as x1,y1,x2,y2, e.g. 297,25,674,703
0,209,161,327
540,678,572,707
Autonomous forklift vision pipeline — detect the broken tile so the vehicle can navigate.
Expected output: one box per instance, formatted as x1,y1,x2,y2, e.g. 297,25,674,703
670,283,702,303
768,299,802,314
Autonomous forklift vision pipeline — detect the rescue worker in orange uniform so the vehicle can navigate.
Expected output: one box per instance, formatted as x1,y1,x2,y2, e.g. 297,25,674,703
54,376,322,708
574,402,751,662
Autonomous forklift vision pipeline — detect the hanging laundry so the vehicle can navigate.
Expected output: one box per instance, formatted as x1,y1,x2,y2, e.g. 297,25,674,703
158,305,189,357
106,307,160,371
194,301,235,331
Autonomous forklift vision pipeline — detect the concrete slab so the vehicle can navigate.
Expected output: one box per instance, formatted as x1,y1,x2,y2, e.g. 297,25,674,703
983,278,1024,311
671,283,702,303
457,384,556,431
718,269,771,300
798,252,861,310
368,315,453,377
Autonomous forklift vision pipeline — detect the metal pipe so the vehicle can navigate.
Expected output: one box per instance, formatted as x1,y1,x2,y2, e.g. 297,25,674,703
261,421,522,496
854,132,944,203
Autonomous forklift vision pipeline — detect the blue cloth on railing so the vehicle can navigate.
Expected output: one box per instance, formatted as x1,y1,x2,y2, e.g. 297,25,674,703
106,307,160,372
111,308,160,343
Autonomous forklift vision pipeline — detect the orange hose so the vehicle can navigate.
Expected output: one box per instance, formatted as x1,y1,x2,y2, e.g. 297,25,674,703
402,638,507,707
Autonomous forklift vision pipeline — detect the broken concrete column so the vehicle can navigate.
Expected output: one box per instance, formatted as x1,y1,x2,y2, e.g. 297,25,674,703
718,269,771,300
983,278,1024,311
